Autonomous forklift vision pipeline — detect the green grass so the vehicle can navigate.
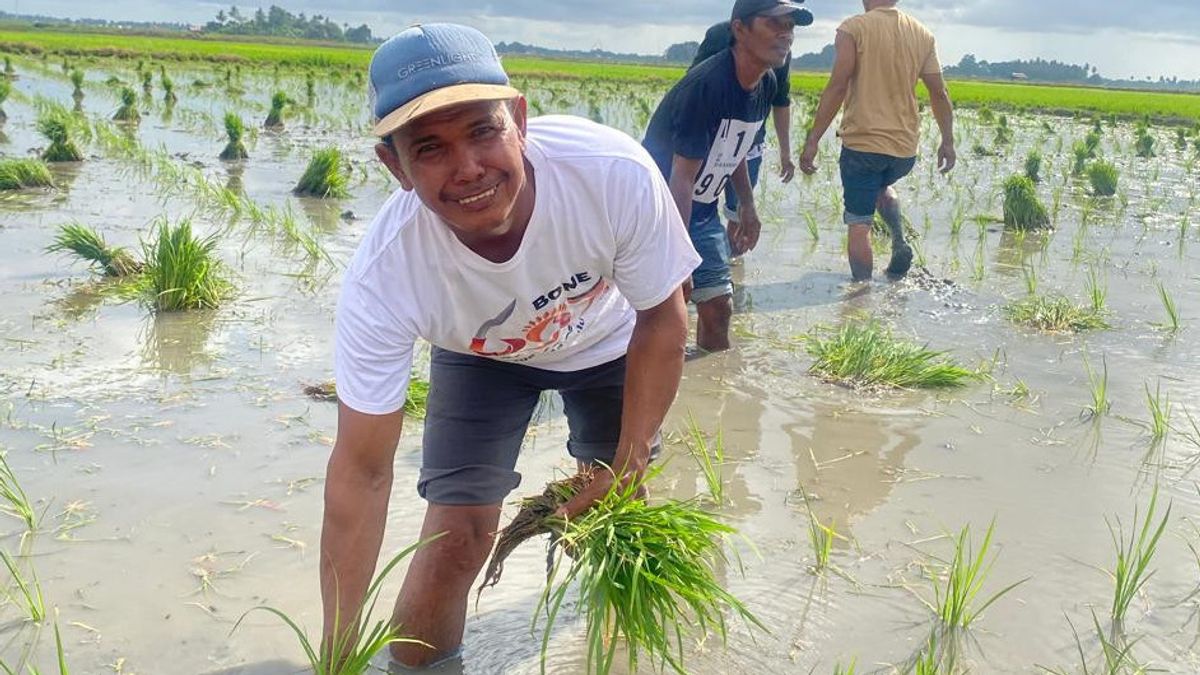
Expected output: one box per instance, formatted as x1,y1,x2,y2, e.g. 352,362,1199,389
219,111,249,160
0,550,47,624
403,376,430,419
234,537,436,675
0,157,53,190
37,108,84,162
47,222,142,277
0,451,36,531
930,520,1026,629
805,320,978,390
1146,383,1172,441
1087,160,1120,196
1082,354,1111,418
1085,268,1107,314
797,490,835,574
683,412,725,505
1002,175,1050,229
1108,486,1170,624
112,85,139,122
536,471,764,674
69,68,83,96
264,90,287,128
141,218,232,311
1004,294,1110,333
1154,282,1180,332
294,147,350,198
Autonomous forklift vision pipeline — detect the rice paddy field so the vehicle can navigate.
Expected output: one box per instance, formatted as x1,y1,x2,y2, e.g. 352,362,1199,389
1,30,1200,675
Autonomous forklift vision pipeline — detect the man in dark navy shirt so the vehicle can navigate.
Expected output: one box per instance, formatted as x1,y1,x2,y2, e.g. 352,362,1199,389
644,0,805,352
691,6,812,240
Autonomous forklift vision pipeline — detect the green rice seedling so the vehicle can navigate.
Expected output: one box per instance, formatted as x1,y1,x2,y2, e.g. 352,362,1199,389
930,520,1026,629
264,91,287,129
1085,268,1107,314
141,70,153,96
404,376,430,419
0,550,46,624
162,73,177,105
683,412,725,505
1108,486,1170,624
1082,354,1110,418
1004,294,1109,333
832,659,857,675
141,218,233,311
306,71,316,106
1154,282,1180,332
3,56,13,78
112,86,140,123
47,222,142,277
528,470,765,675
796,490,835,573
0,77,10,122
234,538,434,675
295,148,350,199
1037,611,1142,675
804,212,820,241
219,112,249,161
1145,383,1171,441
1084,130,1102,156
69,69,84,98
1087,160,1119,196
0,452,37,531
1002,175,1050,230
1177,128,1188,151
38,109,84,162
1024,149,1042,183
994,116,1013,146
1071,142,1091,175
805,320,978,390
978,106,994,124
0,158,54,190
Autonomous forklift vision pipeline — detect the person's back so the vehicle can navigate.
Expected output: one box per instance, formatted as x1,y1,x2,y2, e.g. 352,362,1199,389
838,6,938,159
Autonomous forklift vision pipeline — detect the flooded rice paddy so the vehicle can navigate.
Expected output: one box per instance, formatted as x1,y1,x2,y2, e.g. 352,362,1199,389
2,55,1200,674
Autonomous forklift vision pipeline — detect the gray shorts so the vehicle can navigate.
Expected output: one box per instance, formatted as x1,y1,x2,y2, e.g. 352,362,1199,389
418,347,641,506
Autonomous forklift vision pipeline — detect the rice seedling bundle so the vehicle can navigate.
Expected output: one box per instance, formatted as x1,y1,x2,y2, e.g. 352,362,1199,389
1003,294,1109,333
219,112,249,161
141,69,153,95
295,148,350,198
1002,175,1050,230
1023,149,1042,183
306,71,316,105
302,377,431,418
38,109,84,162
1087,160,1119,196
481,470,763,675
69,68,84,98
112,86,140,123
0,77,10,122
804,320,977,390
1135,129,1156,158
264,91,287,129
1070,142,1091,175
0,158,53,190
141,218,232,311
3,56,13,77
162,73,177,105
47,222,141,277
1176,127,1188,151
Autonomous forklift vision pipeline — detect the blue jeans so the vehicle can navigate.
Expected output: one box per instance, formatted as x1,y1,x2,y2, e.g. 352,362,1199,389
839,146,916,225
688,210,733,303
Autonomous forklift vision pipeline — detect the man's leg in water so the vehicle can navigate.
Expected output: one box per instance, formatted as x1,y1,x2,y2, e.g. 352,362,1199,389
877,186,913,278
846,222,874,281
696,294,733,352
839,147,886,281
689,211,735,351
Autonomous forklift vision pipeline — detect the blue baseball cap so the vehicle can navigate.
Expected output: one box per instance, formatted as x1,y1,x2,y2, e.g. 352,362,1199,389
369,23,519,138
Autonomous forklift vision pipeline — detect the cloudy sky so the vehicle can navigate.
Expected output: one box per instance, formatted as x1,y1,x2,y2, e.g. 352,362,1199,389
19,0,1200,80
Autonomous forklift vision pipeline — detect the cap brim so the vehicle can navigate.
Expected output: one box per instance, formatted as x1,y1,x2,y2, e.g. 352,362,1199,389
373,83,521,137
760,2,807,18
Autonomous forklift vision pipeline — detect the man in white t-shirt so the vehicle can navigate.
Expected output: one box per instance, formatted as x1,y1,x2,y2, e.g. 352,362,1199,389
320,24,700,668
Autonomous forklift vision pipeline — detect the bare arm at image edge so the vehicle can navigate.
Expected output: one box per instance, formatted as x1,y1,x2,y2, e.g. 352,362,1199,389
799,30,857,174
772,105,795,182
320,403,405,651
920,63,957,173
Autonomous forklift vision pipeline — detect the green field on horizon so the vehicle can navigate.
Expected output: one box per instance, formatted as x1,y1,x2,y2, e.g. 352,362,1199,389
2,26,1199,122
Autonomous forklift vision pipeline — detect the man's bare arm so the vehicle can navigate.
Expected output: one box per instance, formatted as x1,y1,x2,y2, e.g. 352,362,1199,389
320,404,404,650
667,154,704,226
799,30,857,174
772,104,795,182
920,70,957,173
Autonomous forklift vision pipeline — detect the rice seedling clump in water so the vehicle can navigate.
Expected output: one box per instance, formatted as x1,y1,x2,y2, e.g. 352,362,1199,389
805,320,977,390
1023,149,1042,183
483,470,764,674
1002,175,1050,230
47,222,142,277
113,86,140,123
0,158,53,190
162,73,177,105
0,77,10,123
219,112,249,160
1003,294,1109,333
265,91,287,129
38,109,84,162
70,69,85,99
141,218,232,311
1087,160,1119,196
295,148,350,198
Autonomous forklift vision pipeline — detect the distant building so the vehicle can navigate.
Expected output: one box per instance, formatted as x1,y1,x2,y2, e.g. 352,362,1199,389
1011,72,1029,81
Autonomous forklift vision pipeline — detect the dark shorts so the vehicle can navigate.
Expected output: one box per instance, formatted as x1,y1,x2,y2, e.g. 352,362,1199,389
839,146,916,225
418,347,639,506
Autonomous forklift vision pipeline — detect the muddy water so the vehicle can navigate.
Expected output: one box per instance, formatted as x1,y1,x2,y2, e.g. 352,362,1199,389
2,57,1200,674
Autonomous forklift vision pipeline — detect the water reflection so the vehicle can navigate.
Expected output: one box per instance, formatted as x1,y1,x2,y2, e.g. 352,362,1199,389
139,309,219,374
995,228,1049,276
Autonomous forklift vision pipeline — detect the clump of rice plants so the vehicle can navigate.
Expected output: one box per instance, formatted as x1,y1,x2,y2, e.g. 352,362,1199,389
0,452,37,532
264,91,287,129
219,112,249,161
294,148,350,198
1082,353,1110,418
1070,142,1091,175
38,109,84,162
929,520,1026,629
977,106,994,124
683,412,725,505
1003,294,1109,333
141,70,153,96
1108,486,1170,624
482,469,764,675
112,86,140,123
1023,149,1042,183
1002,175,1050,230
0,158,53,191
141,218,232,311
1087,160,1119,196
162,73,177,105
70,69,85,99
994,115,1013,146
1145,383,1171,441
805,320,978,390
47,223,142,277
1176,127,1189,151
234,538,434,675
1154,282,1180,332
0,77,10,123
1134,121,1156,158
305,71,316,106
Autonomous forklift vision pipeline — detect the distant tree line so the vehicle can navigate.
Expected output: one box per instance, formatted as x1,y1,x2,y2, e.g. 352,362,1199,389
203,5,375,44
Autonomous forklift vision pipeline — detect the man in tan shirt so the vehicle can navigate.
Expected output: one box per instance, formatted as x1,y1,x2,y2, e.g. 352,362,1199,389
799,0,955,281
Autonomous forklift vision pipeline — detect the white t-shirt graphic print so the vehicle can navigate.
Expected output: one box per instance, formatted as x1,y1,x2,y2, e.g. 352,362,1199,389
334,115,701,416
